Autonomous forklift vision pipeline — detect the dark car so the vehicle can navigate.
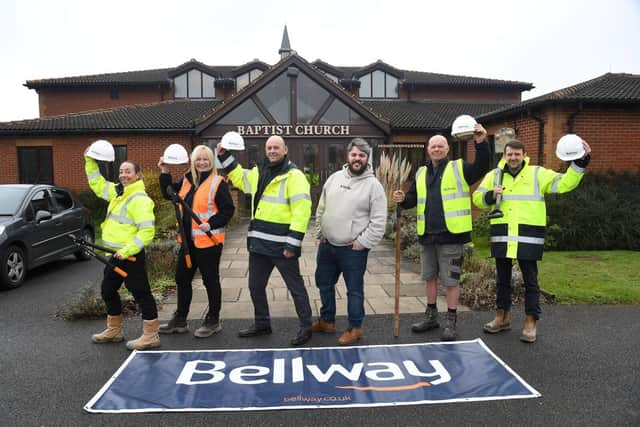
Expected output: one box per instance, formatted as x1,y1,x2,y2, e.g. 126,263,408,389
0,184,95,289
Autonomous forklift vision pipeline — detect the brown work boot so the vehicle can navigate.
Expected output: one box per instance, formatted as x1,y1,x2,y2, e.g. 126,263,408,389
311,318,336,333
520,315,537,343
338,328,363,345
483,309,512,334
91,314,124,343
126,319,161,350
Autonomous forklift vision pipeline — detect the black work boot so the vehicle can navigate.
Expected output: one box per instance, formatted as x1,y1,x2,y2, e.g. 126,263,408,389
158,312,189,334
441,312,458,341
411,306,439,333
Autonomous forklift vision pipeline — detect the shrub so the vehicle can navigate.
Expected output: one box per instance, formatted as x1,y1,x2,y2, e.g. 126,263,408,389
143,169,178,238
546,171,640,250
77,189,107,226
57,285,107,320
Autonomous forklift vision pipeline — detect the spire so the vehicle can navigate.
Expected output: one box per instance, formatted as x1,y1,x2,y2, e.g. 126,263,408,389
279,25,293,59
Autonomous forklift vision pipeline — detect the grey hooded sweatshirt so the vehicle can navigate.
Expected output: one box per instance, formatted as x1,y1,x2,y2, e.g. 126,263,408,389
315,163,387,248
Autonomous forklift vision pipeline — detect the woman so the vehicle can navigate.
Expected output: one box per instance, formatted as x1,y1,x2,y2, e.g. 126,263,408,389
85,150,160,350
158,144,235,338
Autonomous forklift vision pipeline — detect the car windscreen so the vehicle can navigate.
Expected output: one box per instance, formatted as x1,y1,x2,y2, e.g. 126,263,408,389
0,187,30,215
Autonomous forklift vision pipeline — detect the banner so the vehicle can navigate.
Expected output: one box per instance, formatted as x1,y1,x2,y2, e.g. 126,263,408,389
85,339,540,412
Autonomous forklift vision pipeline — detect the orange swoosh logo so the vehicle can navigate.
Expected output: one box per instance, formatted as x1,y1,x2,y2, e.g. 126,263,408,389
335,381,431,391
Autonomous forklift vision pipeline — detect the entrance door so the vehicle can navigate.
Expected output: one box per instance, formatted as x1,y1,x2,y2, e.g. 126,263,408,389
290,141,348,212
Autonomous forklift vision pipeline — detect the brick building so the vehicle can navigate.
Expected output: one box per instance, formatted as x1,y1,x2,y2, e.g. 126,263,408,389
1,28,638,200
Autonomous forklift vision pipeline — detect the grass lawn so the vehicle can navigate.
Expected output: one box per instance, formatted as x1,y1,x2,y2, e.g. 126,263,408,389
470,241,640,304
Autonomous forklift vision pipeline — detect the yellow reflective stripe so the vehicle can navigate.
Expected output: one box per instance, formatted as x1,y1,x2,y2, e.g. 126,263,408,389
220,156,234,168
491,236,545,245
290,193,311,202
87,171,101,180
417,197,426,204
207,175,222,215
492,168,502,187
136,220,155,228
101,182,112,200
192,228,224,237
442,192,469,201
502,195,545,202
571,162,585,173
247,230,303,247
101,239,125,249
133,237,144,249
243,170,252,195
550,174,562,193
444,209,472,218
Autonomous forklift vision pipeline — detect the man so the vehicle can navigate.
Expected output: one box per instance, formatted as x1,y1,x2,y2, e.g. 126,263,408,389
217,135,313,346
313,138,387,345
473,138,591,343
393,124,490,341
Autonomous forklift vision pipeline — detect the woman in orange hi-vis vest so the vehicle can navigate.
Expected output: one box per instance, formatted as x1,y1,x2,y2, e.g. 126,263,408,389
157,145,235,338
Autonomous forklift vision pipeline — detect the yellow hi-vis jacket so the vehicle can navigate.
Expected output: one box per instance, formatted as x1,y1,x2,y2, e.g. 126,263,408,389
85,157,155,258
472,157,585,260
177,173,225,248
226,157,311,257
416,159,472,235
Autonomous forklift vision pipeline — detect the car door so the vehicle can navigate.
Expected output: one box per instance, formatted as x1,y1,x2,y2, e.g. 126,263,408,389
50,188,84,253
24,188,63,264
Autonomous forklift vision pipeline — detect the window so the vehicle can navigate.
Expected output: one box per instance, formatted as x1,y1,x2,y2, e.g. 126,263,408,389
236,69,264,91
297,73,330,124
26,189,54,220
173,70,216,98
98,145,127,181
358,70,399,98
18,147,53,184
217,99,268,125
255,73,291,124
51,188,74,212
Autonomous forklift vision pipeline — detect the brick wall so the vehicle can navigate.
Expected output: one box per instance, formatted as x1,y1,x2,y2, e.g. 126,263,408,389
37,86,172,117
0,134,194,191
482,105,640,173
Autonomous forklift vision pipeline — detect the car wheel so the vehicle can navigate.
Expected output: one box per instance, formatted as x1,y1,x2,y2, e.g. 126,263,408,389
1,245,27,289
74,228,94,261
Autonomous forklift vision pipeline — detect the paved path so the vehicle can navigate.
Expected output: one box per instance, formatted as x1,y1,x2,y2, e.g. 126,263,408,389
158,219,469,321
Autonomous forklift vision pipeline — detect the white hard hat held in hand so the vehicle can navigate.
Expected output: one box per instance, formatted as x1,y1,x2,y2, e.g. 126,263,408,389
86,139,115,162
556,134,586,161
220,131,245,151
451,115,477,140
162,144,189,164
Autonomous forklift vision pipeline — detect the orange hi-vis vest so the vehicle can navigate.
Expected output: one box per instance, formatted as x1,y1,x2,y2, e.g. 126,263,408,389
177,173,225,248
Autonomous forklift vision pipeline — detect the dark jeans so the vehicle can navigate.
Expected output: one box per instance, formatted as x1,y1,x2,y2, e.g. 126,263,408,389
175,244,223,321
315,242,369,328
248,252,312,330
495,257,541,319
101,250,158,320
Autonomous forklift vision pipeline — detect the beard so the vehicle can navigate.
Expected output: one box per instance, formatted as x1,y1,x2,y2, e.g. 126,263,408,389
348,160,366,176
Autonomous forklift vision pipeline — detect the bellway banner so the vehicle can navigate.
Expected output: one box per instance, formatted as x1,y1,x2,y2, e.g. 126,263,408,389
85,339,540,413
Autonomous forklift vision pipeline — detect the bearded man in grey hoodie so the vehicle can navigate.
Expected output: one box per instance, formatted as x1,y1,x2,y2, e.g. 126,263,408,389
312,138,387,345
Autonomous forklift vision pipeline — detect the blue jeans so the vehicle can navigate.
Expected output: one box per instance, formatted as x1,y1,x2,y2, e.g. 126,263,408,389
315,242,369,328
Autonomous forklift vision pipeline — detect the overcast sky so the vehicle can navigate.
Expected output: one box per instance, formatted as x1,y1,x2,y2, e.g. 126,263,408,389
1,0,639,122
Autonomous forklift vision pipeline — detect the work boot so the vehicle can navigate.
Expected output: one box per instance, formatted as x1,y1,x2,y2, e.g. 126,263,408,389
158,312,189,334
194,314,223,339
338,328,364,345
520,315,537,343
290,328,312,346
91,314,124,343
126,319,161,350
311,318,336,333
238,324,273,338
441,312,458,341
411,306,439,333
483,309,512,334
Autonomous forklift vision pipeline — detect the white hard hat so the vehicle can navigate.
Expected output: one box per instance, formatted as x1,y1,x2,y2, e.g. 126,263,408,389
220,131,245,150
87,139,115,162
556,134,585,161
162,144,189,164
451,115,477,139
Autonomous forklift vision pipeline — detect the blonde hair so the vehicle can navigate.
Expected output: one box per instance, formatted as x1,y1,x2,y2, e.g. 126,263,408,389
189,145,216,186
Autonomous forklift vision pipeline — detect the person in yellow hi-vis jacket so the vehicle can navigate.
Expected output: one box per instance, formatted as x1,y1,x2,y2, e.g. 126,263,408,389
85,149,159,350
472,138,591,343
216,135,313,346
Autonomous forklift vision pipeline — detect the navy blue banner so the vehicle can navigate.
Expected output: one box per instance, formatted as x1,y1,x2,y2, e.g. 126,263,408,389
85,339,540,412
